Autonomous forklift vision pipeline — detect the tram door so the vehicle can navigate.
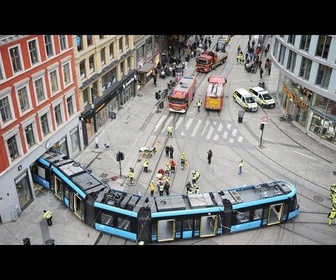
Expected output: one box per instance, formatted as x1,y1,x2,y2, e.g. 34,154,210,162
157,219,176,242
199,215,218,237
266,203,284,225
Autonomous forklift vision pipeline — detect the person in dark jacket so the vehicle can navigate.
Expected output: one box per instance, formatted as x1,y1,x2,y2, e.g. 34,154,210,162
207,150,213,164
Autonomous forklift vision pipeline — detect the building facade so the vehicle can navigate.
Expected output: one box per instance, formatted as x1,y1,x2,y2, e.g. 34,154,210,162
74,35,138,147
0,35,81,223
272,35,336,147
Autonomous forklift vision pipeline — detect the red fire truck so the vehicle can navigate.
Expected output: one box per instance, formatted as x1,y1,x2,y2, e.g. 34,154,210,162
168,76,197,113
204,75,226,111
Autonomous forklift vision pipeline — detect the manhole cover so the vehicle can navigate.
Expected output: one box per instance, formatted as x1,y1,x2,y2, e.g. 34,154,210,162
100,173,108,178
313,196,323,202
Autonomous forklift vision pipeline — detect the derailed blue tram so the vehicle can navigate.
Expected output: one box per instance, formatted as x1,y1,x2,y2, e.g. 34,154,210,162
32,148,300,244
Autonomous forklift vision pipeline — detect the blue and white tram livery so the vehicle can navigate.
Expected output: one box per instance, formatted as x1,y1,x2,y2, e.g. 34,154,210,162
32,149,300,244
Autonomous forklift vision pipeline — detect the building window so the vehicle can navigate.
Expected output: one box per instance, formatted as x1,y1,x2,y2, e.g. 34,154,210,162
102,67,116,89
287,35,295,45
54,104,63,126
286,50,296,72
299,57,312,81
127,56,131,71
278,44,286,65
83,88,89,106
99,35,105,40
28,39,39,65
76,35,82,51
63,62,71,85
0,57,4,80
16,172,33,209
299,35,311,52
70,127,80,154
35,77,46,102
120,61,125,76
40,113,50,136
59,35,67,51
0,96,12,124
101,48,106,65
80,60,86,79
89,54,95,73
49,69,59,93
87,35,92,46
18,86,30,113
7,134,19,161
119,37,123,54
9,46,22,73
67,95,74,116
109,42,114,60
44,35,54,57
125,35,129,49
315,35,331,59
316,64,332,89
25,123,36,148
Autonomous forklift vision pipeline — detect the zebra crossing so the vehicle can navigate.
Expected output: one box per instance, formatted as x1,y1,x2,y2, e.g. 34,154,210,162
154,115,244,143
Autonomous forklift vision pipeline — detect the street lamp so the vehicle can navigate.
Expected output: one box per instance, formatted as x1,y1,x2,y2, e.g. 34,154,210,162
91,90,99,149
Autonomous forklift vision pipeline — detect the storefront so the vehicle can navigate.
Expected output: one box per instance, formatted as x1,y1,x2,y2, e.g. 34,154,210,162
81,71,137,147
278,74,336,145
136,63,156,86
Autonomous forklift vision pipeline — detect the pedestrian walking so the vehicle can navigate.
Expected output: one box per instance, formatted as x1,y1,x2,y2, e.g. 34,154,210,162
259,68,264,79
238,159,244,174
207,149,213,164
153,74,157,87
328,207,336,225
196,99,202,112
170,159,176,173
149,181,155,197
165,145,170,157
192,170,200,186
143,159,149,172
43,210,53,226
128,167,135,184
169,145,174,158
158,181,164,196
164,181,170,195
167,124,173,138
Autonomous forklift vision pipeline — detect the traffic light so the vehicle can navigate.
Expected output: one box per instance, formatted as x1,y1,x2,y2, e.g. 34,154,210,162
116,151,124,161
259,123,265,131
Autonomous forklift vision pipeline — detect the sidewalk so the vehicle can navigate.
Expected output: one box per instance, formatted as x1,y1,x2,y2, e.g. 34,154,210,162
1,35,335,245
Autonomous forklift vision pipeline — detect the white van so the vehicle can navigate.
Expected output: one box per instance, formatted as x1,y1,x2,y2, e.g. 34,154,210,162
233,88,258,112
248,86,275,109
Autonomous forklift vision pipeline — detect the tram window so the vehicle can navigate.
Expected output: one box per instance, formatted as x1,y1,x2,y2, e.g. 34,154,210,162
252,209,261,220
175,220,182,232
101,213,113,225
151,222,157,235
117,217,130,230
183,219,193,230
195,219,201,230
236,211,250,223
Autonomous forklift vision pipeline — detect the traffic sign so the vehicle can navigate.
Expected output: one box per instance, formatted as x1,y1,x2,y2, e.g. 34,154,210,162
261,116,269,124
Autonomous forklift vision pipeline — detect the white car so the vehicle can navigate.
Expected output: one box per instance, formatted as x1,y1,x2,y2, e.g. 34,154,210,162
249,86,275,109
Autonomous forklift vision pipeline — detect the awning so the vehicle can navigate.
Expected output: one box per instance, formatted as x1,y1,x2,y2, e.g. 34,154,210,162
137,63,156,74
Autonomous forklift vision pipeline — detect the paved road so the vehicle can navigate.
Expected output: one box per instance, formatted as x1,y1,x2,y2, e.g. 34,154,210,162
1,35,336,245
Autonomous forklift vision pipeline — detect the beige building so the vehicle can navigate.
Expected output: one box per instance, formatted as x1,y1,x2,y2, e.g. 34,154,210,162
73,35,137,147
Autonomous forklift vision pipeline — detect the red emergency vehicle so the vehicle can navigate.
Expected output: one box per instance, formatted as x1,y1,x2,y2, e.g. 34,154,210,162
168,76,196,113
204,75,226,111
